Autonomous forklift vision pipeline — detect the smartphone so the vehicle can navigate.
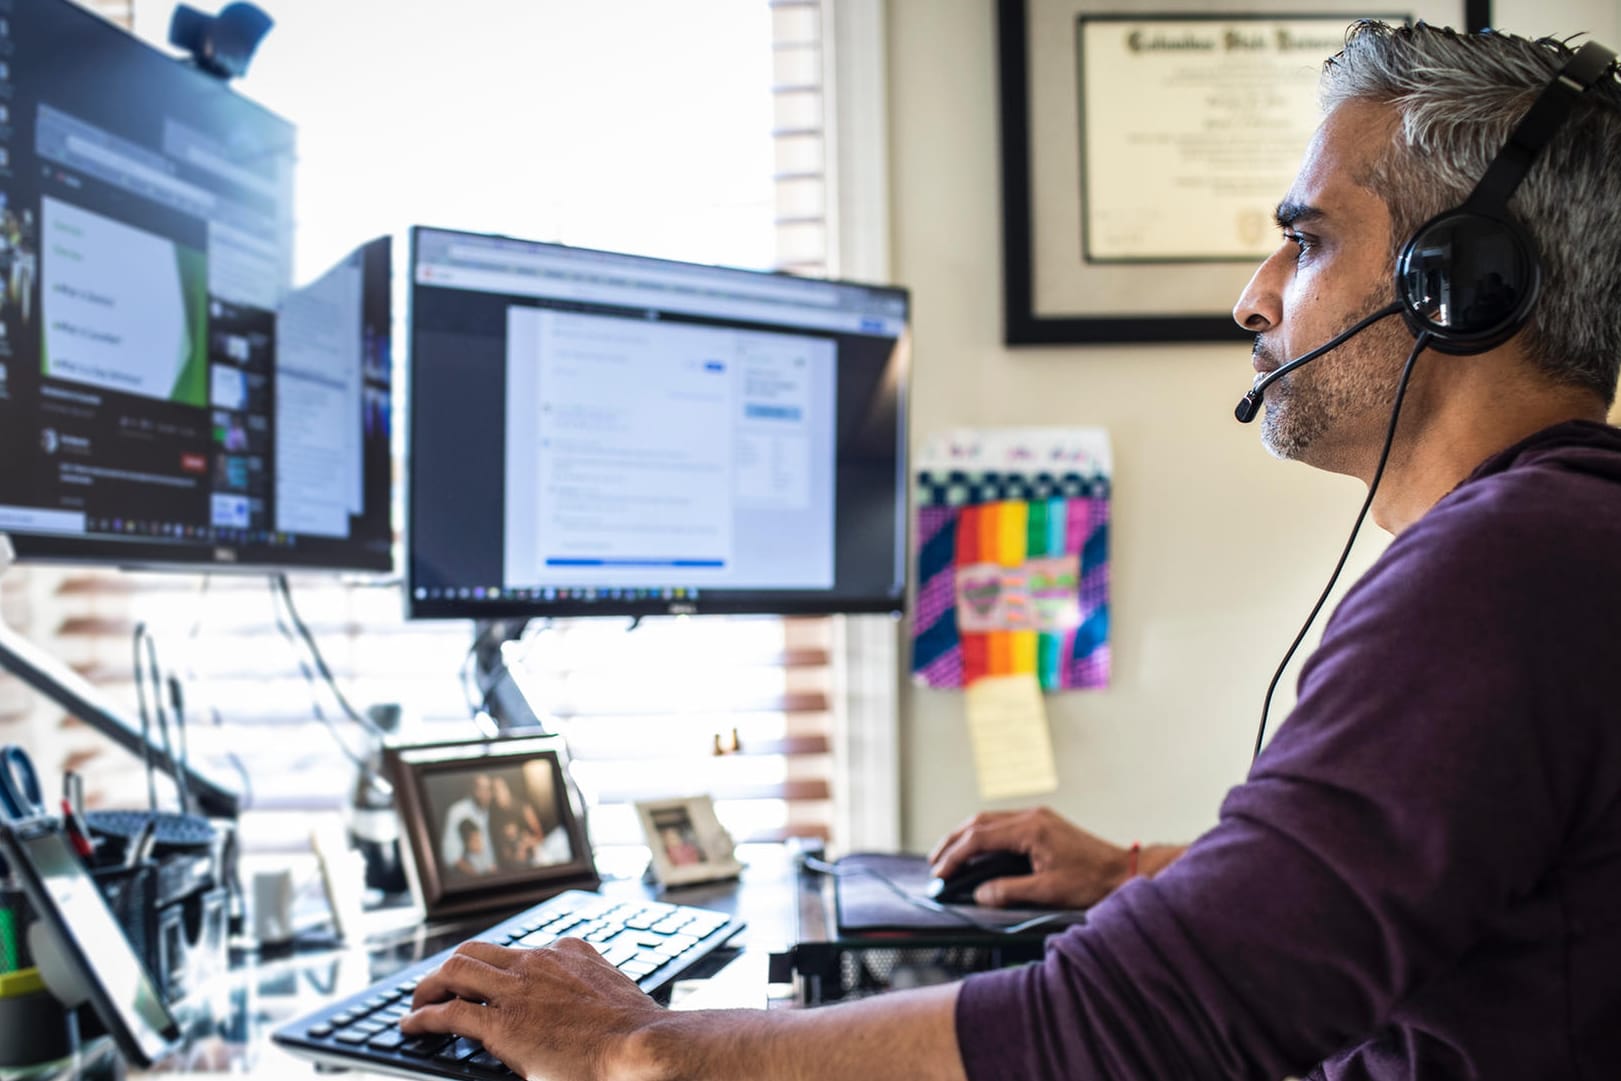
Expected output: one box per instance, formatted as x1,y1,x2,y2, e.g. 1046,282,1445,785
0,820,180,1067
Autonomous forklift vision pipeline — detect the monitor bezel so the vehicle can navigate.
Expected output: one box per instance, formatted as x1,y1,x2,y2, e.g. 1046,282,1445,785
403,225,911,621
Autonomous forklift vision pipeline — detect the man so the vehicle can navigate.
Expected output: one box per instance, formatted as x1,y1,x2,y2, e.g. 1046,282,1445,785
439,773,496,877
401,23,1621,1079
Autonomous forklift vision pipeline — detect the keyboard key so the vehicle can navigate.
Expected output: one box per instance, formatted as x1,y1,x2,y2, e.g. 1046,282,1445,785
400,1036,451,1057
367,1029,409,1051
515,930,556,949
334,1030,373,1046
435,1036,484,1061
602,944,639,968
467,1050,512,1074
305,1024,333,1039
622,961,659,979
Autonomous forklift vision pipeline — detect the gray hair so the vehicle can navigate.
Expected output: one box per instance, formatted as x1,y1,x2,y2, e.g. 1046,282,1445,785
1320,21,1621,403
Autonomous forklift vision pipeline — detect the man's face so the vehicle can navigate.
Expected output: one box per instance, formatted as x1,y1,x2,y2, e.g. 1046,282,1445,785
472,775,493,808
1232,101,1411,472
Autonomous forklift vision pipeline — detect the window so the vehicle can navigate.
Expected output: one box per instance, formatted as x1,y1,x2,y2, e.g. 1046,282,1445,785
0,0,899,859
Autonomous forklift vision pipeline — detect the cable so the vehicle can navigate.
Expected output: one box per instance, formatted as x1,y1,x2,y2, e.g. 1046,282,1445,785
1252,331,1432,760
268,579,369,769
132,624,159,814
271,573,385,740
800,856,1071,936
131,623,192,815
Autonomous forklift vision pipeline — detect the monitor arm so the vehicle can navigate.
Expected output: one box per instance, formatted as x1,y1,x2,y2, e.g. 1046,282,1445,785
470,619,553,734
0,534,241,818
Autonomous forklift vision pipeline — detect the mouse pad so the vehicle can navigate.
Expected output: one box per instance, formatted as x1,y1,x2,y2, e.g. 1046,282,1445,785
832,852,1086,936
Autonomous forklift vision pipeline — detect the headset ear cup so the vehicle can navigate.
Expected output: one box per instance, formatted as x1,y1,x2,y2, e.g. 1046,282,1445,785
1396,209,1542,355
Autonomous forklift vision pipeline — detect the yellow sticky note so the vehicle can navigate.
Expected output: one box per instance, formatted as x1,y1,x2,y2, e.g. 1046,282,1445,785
965,673,1059,801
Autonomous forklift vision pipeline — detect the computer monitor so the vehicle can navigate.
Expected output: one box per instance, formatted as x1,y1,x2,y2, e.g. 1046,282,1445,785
0,0,394,573
407,227,910,620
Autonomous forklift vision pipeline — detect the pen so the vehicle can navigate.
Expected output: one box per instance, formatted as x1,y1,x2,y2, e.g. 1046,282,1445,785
61,770,96,859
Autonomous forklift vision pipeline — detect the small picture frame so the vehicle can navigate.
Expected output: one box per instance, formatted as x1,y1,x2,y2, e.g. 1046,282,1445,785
386,734,598,919
634,795,743,888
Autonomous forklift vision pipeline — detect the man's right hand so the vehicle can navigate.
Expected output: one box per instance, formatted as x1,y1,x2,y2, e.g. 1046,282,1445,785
928,807,1173,909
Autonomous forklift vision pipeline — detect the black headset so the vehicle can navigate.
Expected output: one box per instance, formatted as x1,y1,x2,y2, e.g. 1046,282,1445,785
1395,39,1617,354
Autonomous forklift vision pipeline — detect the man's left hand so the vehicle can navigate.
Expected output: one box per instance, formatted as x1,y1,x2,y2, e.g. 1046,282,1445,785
401,938,663,1081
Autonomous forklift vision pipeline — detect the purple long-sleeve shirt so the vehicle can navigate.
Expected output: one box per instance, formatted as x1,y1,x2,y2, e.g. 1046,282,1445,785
956,420,1621,1080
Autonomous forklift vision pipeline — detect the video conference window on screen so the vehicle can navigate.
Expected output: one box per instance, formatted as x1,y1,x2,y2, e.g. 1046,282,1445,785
0,0,391,572
0,0,912,624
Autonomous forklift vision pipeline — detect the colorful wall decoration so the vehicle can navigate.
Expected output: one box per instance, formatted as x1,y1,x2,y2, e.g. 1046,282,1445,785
912,429,1111,691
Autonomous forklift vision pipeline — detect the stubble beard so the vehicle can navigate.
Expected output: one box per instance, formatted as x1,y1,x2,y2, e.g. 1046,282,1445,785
1256,292,1407,471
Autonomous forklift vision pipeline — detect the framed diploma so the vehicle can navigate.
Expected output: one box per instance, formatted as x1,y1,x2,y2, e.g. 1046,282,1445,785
998,0,1491,345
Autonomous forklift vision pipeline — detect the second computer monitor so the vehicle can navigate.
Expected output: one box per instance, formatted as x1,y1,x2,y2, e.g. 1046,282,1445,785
0,0,394,573
407,227,910,619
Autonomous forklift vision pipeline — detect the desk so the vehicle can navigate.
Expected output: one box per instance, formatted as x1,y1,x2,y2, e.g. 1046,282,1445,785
9,844,827,1081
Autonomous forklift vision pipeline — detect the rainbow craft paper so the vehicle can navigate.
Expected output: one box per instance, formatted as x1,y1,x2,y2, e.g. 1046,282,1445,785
911,429,1111,691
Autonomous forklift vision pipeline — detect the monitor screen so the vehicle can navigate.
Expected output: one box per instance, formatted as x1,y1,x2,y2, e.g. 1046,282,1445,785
0,0,393,572
407,227,910,619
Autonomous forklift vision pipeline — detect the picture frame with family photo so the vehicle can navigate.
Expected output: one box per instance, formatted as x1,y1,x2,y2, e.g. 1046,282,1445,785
386,734,598,919
634,795,743,889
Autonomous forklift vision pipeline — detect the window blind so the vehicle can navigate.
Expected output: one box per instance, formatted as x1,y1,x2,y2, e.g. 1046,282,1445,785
32,573,837,852
772,0,830,277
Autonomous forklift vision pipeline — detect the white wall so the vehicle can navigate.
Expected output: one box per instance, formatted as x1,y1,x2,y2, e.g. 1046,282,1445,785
889,0,1620,851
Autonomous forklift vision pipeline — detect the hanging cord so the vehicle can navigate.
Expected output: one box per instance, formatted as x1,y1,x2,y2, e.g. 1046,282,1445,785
131,622,192,815
268,578,371,769
184,575,253,810
272,573,384,738
1253,331,1432,760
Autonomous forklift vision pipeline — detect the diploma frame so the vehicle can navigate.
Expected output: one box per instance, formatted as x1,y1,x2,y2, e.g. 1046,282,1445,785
997,0,1491,345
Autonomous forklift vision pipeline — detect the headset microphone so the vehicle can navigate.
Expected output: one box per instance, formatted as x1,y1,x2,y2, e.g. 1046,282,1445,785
1234,301,1403,423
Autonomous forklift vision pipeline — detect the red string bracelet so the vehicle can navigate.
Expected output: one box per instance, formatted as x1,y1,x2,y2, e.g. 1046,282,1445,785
1127,841,1141,878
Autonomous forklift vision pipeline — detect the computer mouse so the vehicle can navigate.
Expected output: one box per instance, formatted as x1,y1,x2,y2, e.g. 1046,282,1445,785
925,850,1034,905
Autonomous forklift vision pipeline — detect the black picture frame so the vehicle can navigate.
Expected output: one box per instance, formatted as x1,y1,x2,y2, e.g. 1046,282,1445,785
385,734,599,920
997,0,1493,345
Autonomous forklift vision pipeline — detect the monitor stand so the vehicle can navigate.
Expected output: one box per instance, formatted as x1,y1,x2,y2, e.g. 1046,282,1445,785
0,534,241,818
470,618,554,734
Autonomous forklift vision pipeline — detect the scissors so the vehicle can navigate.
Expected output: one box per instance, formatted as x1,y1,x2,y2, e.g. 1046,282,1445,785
0,744,47,825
